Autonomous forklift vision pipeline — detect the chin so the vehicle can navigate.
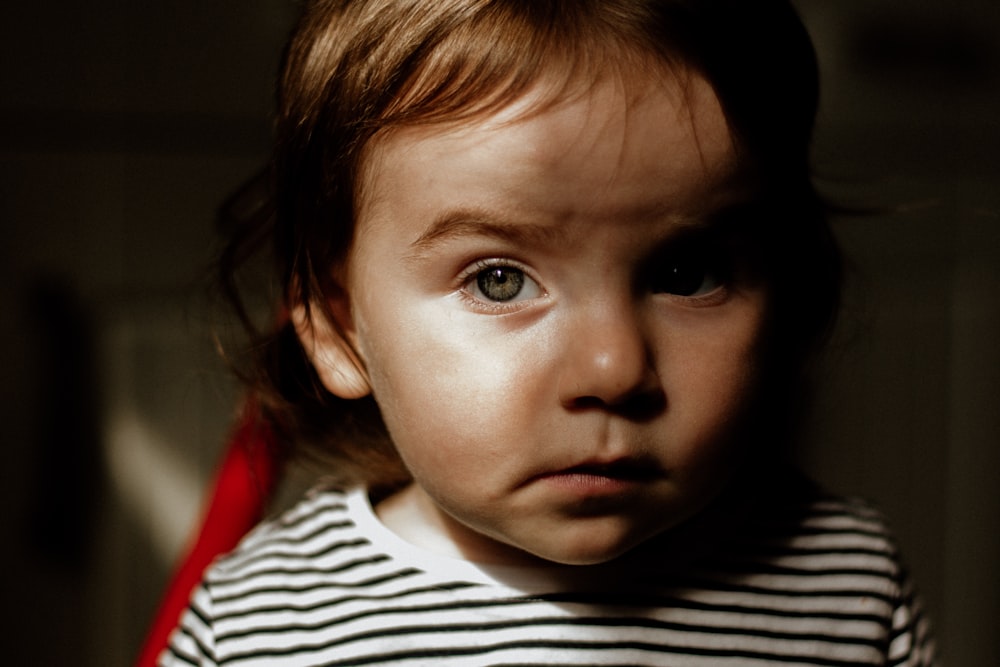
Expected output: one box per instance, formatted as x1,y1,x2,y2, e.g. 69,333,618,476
522,527,658,567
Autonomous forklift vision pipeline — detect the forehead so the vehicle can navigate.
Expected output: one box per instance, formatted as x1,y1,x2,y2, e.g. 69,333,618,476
358,69,740,225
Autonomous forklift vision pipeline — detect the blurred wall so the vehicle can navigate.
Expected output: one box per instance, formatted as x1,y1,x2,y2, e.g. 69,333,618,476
794,2,1000,665
0,2,295,664
0,1,997,665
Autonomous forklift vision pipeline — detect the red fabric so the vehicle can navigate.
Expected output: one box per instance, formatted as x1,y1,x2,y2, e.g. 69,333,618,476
135,405,281,667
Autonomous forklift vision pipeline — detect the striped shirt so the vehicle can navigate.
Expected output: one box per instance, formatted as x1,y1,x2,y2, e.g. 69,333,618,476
161,478,936,666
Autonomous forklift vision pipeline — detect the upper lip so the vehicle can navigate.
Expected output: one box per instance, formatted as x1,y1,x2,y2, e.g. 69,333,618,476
543,455,665,481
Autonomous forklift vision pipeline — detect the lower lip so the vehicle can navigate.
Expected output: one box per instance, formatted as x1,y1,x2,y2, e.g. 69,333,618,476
535,471,648,496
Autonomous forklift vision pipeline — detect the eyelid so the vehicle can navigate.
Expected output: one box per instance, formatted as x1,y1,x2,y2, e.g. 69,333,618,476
658,284,731,308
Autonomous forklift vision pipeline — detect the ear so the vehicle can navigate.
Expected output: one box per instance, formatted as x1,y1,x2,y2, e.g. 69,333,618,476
291,292,372,400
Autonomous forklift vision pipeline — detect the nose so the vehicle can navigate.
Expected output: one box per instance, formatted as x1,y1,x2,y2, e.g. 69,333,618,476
557,301,664,418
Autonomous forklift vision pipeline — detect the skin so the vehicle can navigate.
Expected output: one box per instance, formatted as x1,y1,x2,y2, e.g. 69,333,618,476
304,69,770,566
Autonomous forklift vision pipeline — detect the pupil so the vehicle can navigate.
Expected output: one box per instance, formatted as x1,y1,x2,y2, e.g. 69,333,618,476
667,265,705,296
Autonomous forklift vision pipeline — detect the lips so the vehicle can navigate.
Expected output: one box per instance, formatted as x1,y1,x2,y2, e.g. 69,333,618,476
530,453,667,486
557,457,663,481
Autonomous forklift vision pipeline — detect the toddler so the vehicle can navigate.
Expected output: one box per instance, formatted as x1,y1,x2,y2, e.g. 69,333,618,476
161,0,937,664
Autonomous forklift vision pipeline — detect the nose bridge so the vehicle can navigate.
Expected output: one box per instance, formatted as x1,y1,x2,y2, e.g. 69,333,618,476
557,290,656,408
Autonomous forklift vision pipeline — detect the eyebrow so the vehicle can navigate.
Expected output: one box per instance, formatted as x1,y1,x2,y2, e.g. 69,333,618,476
404,208,566,261
403,195,764,264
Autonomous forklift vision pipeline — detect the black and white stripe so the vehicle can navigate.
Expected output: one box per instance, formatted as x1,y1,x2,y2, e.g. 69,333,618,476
161,481,935,666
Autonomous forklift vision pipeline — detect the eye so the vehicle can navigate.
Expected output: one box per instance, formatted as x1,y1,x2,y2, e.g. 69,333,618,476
647,244,729,298
464,261,542,304
652,259,721,296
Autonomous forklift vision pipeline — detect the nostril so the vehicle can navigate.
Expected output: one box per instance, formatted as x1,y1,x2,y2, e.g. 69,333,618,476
569,388,665,422
569,396,605,411
616,388,666,421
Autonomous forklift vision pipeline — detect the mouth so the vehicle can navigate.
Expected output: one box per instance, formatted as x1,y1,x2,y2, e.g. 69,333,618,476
557,458,663,481
530,456,666,496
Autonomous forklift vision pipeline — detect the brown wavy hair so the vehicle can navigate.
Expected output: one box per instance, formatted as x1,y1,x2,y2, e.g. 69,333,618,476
218,0,840,493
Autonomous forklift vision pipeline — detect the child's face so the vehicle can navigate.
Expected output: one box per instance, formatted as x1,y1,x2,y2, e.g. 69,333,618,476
333,71,767,565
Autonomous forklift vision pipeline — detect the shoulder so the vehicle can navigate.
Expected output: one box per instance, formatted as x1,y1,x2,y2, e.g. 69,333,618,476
726,476,909,581
658,472,918,617
196,482,426,613
774,490,937,664
721,467,903,551
198,482,422,595
760,485,903,555
208,482,359,578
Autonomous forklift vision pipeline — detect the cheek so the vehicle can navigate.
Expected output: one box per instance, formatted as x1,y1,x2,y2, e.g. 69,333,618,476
357,305,551,463
663,306,767,462
675,336,760,411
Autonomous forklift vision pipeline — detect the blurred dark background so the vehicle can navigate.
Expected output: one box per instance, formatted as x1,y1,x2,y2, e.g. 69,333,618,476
1,1,997,664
